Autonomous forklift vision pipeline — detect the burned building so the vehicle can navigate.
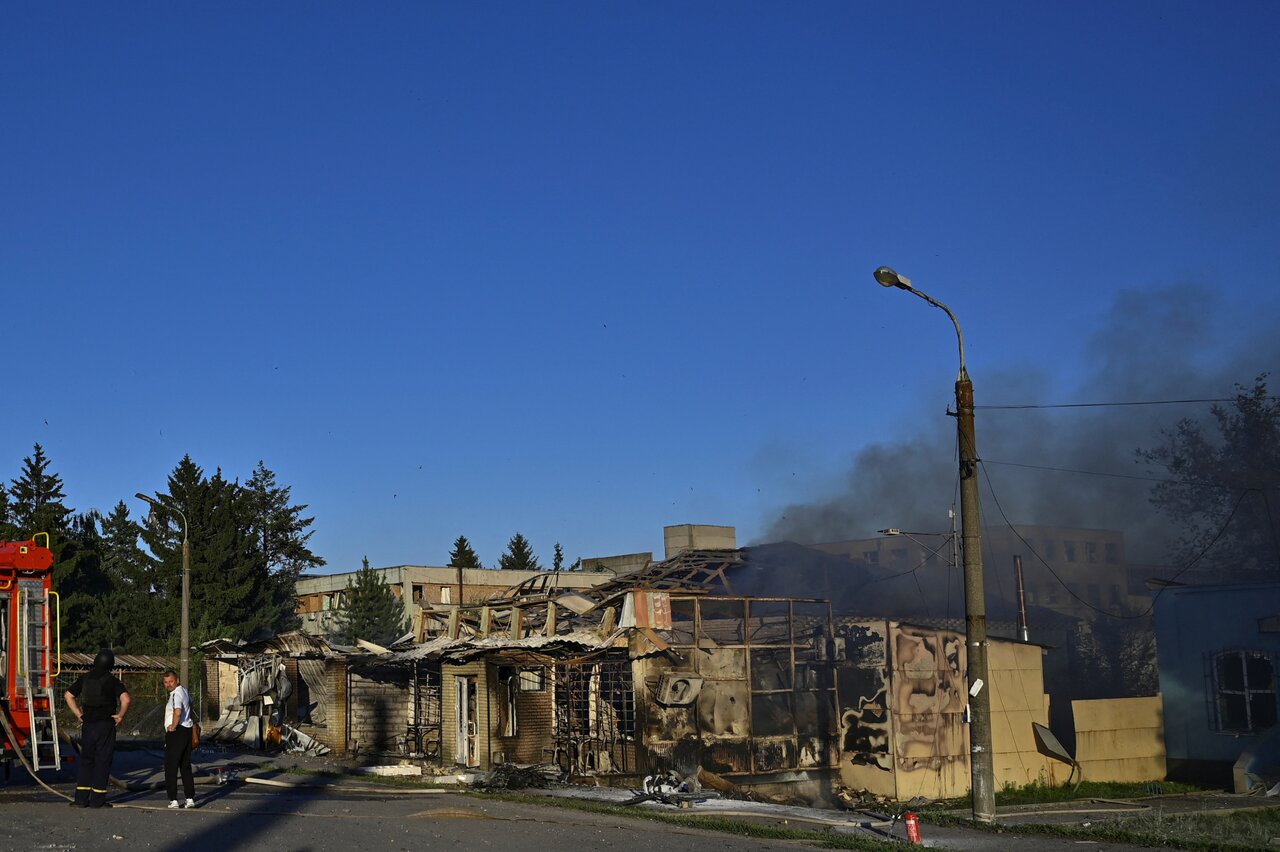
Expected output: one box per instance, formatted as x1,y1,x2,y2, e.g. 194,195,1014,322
354,547,1055,800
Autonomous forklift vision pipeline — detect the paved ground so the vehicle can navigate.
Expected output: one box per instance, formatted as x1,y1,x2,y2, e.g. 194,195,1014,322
2,745,1276,851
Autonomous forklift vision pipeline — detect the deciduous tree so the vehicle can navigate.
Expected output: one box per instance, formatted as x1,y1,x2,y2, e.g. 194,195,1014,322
1140,375,1280,578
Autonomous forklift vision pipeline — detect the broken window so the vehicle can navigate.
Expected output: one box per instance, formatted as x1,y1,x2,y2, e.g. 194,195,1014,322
1064,542,1078,563
502,669,518,736
554,659,636,775
747,600,790,645
1105,542,1120,564
1214,650,1278,733
699,599,745,646
519,667,546,692
668,598,696,646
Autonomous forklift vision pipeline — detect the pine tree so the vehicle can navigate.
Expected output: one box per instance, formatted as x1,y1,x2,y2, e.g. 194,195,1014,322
9,443,72,534
332,557,406,645
553,542,564,572
56,510,116,652
97,501,163,652
498,532,540,571
245,460,325,630
139,456,277,649
448,535,483,569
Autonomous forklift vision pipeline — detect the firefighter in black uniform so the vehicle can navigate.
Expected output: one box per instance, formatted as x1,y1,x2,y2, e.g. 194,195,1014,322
64,649,131,808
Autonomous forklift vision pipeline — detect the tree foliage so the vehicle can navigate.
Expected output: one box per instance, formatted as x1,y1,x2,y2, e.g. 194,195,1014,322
447,535,483,569
1140,376,1280,578
245,460,325,630
8,443,72,534
553,542,564,572
498,532,539,571
0,444,324,653
332,557,406,646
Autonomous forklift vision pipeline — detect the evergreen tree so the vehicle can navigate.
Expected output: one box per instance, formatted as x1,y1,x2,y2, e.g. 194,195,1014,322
0,483,14,539
9,443,72,535
97,501,163,652
332,557,406,645
56,510,116,652
245,460,325,630
139,456,277,649
553,542,564,572
1141,375,1280,578
448,535,484,569
498,532,540,571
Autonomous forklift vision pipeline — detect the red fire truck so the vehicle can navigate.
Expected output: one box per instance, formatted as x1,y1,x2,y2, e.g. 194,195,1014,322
0,534,61,773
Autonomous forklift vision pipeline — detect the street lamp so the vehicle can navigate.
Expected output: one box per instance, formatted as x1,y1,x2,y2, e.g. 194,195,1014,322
874,265,996,823
136,492,191,686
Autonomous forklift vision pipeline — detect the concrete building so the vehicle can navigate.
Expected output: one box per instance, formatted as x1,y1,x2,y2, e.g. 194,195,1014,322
1154,582,1280,789
810,525,1148,623
295,565,612,638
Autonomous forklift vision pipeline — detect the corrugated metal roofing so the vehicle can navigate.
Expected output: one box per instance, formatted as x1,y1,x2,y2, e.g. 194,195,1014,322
60,653,177,671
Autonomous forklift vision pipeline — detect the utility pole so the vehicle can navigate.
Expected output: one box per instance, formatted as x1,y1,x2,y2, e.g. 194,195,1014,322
136,492,192,686
875,266,996,823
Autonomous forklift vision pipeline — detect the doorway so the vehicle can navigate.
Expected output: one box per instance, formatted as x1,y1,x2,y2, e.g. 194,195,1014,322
454,675,478,767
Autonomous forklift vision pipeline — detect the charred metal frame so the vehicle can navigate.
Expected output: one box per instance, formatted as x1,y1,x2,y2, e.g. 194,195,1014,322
552,655,636,776
666,595,840,776
406,660,442,757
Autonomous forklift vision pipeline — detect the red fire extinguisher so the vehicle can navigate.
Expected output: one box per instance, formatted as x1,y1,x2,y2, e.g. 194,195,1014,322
904,811,923,845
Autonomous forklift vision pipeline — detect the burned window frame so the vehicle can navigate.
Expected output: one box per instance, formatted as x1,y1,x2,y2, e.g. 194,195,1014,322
553,656,637,775
1212,649,1278,734
668,595,839,775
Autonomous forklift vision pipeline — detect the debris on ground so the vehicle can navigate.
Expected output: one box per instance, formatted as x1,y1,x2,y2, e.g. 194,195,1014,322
467,763,565,790
622,771,716,808
280,724,331,757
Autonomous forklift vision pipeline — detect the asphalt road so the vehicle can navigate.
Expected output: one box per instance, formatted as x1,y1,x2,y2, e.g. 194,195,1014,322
0,746,1261,851
1,782,816,852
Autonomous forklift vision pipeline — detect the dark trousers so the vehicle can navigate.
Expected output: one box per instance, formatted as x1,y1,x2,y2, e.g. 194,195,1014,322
75,718,116,807
164,728,195,801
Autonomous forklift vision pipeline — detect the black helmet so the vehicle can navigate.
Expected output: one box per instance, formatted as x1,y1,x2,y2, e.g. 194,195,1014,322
92,648,115,671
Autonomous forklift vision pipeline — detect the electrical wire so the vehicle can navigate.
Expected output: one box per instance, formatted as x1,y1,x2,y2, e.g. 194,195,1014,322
978,461,1249,621
976,397,1278,411
983,459,1280,492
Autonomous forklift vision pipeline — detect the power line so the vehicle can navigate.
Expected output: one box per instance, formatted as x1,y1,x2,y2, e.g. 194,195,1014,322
984,459,1178,484
976,397,1278,411
984,459,1279,492
978,461,1248,621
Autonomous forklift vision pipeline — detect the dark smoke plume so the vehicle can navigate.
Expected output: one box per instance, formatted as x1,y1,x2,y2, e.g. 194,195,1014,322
761,284,1280,565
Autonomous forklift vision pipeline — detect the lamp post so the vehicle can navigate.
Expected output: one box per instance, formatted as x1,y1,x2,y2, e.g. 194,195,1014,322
136,492,191,686
874,265,995,823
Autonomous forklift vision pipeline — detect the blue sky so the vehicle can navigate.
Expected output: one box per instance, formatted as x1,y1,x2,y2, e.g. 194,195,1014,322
3,2,1277,572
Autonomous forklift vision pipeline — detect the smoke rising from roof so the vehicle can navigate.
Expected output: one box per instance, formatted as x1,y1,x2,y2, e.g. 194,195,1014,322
762,284,1280,565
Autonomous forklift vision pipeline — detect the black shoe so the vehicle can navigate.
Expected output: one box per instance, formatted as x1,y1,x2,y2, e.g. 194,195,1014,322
89,802,112,809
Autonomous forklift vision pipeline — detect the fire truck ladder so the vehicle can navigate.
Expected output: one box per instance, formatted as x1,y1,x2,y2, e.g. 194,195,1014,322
17,583,60,771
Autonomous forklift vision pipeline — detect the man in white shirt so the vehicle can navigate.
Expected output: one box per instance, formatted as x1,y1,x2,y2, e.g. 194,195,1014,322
162,670,196,809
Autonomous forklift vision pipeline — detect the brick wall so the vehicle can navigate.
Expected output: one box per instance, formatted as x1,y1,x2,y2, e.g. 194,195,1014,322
495,668,556,764
347,664,412,754
201,658,219,722
441,661,492,767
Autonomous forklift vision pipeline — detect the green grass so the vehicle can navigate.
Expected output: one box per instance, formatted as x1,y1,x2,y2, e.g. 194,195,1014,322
992,779,1205,806
996,804,1280,852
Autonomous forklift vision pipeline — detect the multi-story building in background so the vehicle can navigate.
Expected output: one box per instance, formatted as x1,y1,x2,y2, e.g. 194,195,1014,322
809,524,1152,623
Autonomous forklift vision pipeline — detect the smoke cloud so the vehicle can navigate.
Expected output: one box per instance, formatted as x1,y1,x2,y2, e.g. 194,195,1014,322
762,284,1280,565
